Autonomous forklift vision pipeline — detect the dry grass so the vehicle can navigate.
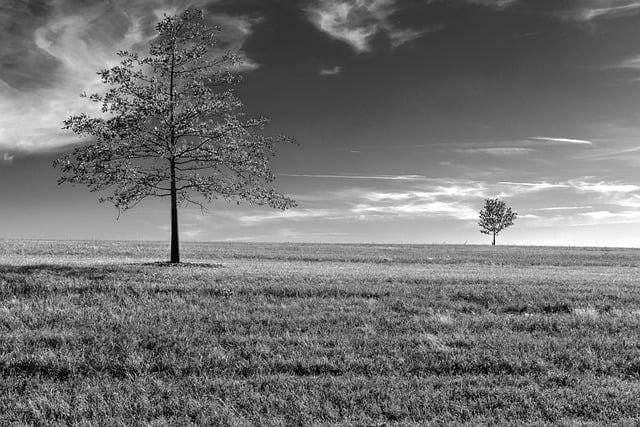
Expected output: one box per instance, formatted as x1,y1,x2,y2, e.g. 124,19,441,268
1,240,640,425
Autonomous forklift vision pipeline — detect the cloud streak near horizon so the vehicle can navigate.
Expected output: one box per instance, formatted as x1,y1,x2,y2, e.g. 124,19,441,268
529,136,594,145
218,176,640,233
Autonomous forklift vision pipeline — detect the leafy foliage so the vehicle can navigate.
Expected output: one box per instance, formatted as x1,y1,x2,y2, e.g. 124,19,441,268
478,198,517,245
54,9,295,261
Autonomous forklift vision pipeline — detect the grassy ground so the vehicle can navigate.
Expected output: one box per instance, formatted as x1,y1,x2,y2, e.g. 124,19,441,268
1,240,640,425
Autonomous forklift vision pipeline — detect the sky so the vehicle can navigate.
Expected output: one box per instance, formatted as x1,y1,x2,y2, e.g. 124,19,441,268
1,0,640,246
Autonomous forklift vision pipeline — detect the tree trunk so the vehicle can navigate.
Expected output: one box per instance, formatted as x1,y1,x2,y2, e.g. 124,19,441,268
170,159,180,263
492,232,496,246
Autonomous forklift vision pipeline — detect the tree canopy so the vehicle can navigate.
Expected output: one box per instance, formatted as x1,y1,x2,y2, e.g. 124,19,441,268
478,198,517,246
55,8,296,262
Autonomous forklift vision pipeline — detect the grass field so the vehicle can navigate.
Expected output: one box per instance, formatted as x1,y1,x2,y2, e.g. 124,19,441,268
1,240,640,425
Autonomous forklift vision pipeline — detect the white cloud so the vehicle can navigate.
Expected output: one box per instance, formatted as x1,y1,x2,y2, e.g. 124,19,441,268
0,152,14,165
346,179,488,221
353,178,640,226
498,179,640,197
431,137,595,153
363,183,486,203
462,0,640,24
236,208,347,224
208,14,262,71
305,0,437,52
0,3,126,151
534,206,593,211
617,55,640,69
388,26,442,48
557,0,640,21
306,0,388,52
466,0,519,10
270,176,640,225
0,1,258,152
579,210,640,223
352,201,478,220
278,173,428,180
190,176,640,232
571,181,640,193
529,136,594,145
364,192,414,201
319,66,343,76
497,181,572,192
454,147,535,155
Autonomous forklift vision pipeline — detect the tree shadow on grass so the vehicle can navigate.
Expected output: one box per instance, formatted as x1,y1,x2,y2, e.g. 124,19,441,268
0,358,140,380
134,261,224,268
0,263,119,278
0,261,224,276
0,263,227,299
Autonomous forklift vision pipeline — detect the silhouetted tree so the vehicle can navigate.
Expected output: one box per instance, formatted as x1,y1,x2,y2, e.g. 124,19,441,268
55,9,295,263
479,198,517,246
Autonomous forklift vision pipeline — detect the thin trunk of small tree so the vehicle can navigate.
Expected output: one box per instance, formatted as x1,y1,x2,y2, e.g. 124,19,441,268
170,159,180,263
492,232,496,246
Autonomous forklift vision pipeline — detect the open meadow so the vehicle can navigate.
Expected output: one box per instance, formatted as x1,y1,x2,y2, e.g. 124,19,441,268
1,240,640,425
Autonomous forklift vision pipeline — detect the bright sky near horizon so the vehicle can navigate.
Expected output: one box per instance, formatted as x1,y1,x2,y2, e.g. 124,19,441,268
1,0,640,246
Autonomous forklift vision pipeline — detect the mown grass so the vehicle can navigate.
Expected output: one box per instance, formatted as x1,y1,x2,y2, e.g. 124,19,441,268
1,240,640,425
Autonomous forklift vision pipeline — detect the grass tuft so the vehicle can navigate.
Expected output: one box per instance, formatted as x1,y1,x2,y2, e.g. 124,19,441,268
1,241,640,424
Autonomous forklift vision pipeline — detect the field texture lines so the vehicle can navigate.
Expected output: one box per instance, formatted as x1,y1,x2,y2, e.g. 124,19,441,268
1,241,640,425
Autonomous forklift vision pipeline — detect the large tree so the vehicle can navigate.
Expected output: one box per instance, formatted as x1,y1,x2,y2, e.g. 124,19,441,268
55,9,295,263
478,198,517,246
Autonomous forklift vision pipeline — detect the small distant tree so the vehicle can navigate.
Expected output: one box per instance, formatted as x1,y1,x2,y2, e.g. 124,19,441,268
54,9,296,263
478,198,517,246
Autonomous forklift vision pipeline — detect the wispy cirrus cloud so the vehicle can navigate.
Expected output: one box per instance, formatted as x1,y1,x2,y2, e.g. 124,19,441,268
579,210,640,223
431,136,594,150
572,181,640,193
363,182,488,203
618,55,640,69
497,181,572,192
236,208,348,224
179,176,640,237
463,0,640,22
613,54,640,80
305,0,440,52
534,206,593,211
454,147,535,156
466,0,519,10
388,26,443,48
554,0,640,21
352,200,478,220
529,136,594,145
0,0,259,153
319,65,343,76
426,136,594,158
278,173,428,180
499,179,640,195
236,178,488,224
349,178,640,226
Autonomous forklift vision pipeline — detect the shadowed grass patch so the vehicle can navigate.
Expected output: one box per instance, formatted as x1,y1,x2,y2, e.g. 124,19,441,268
1,242,640,424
